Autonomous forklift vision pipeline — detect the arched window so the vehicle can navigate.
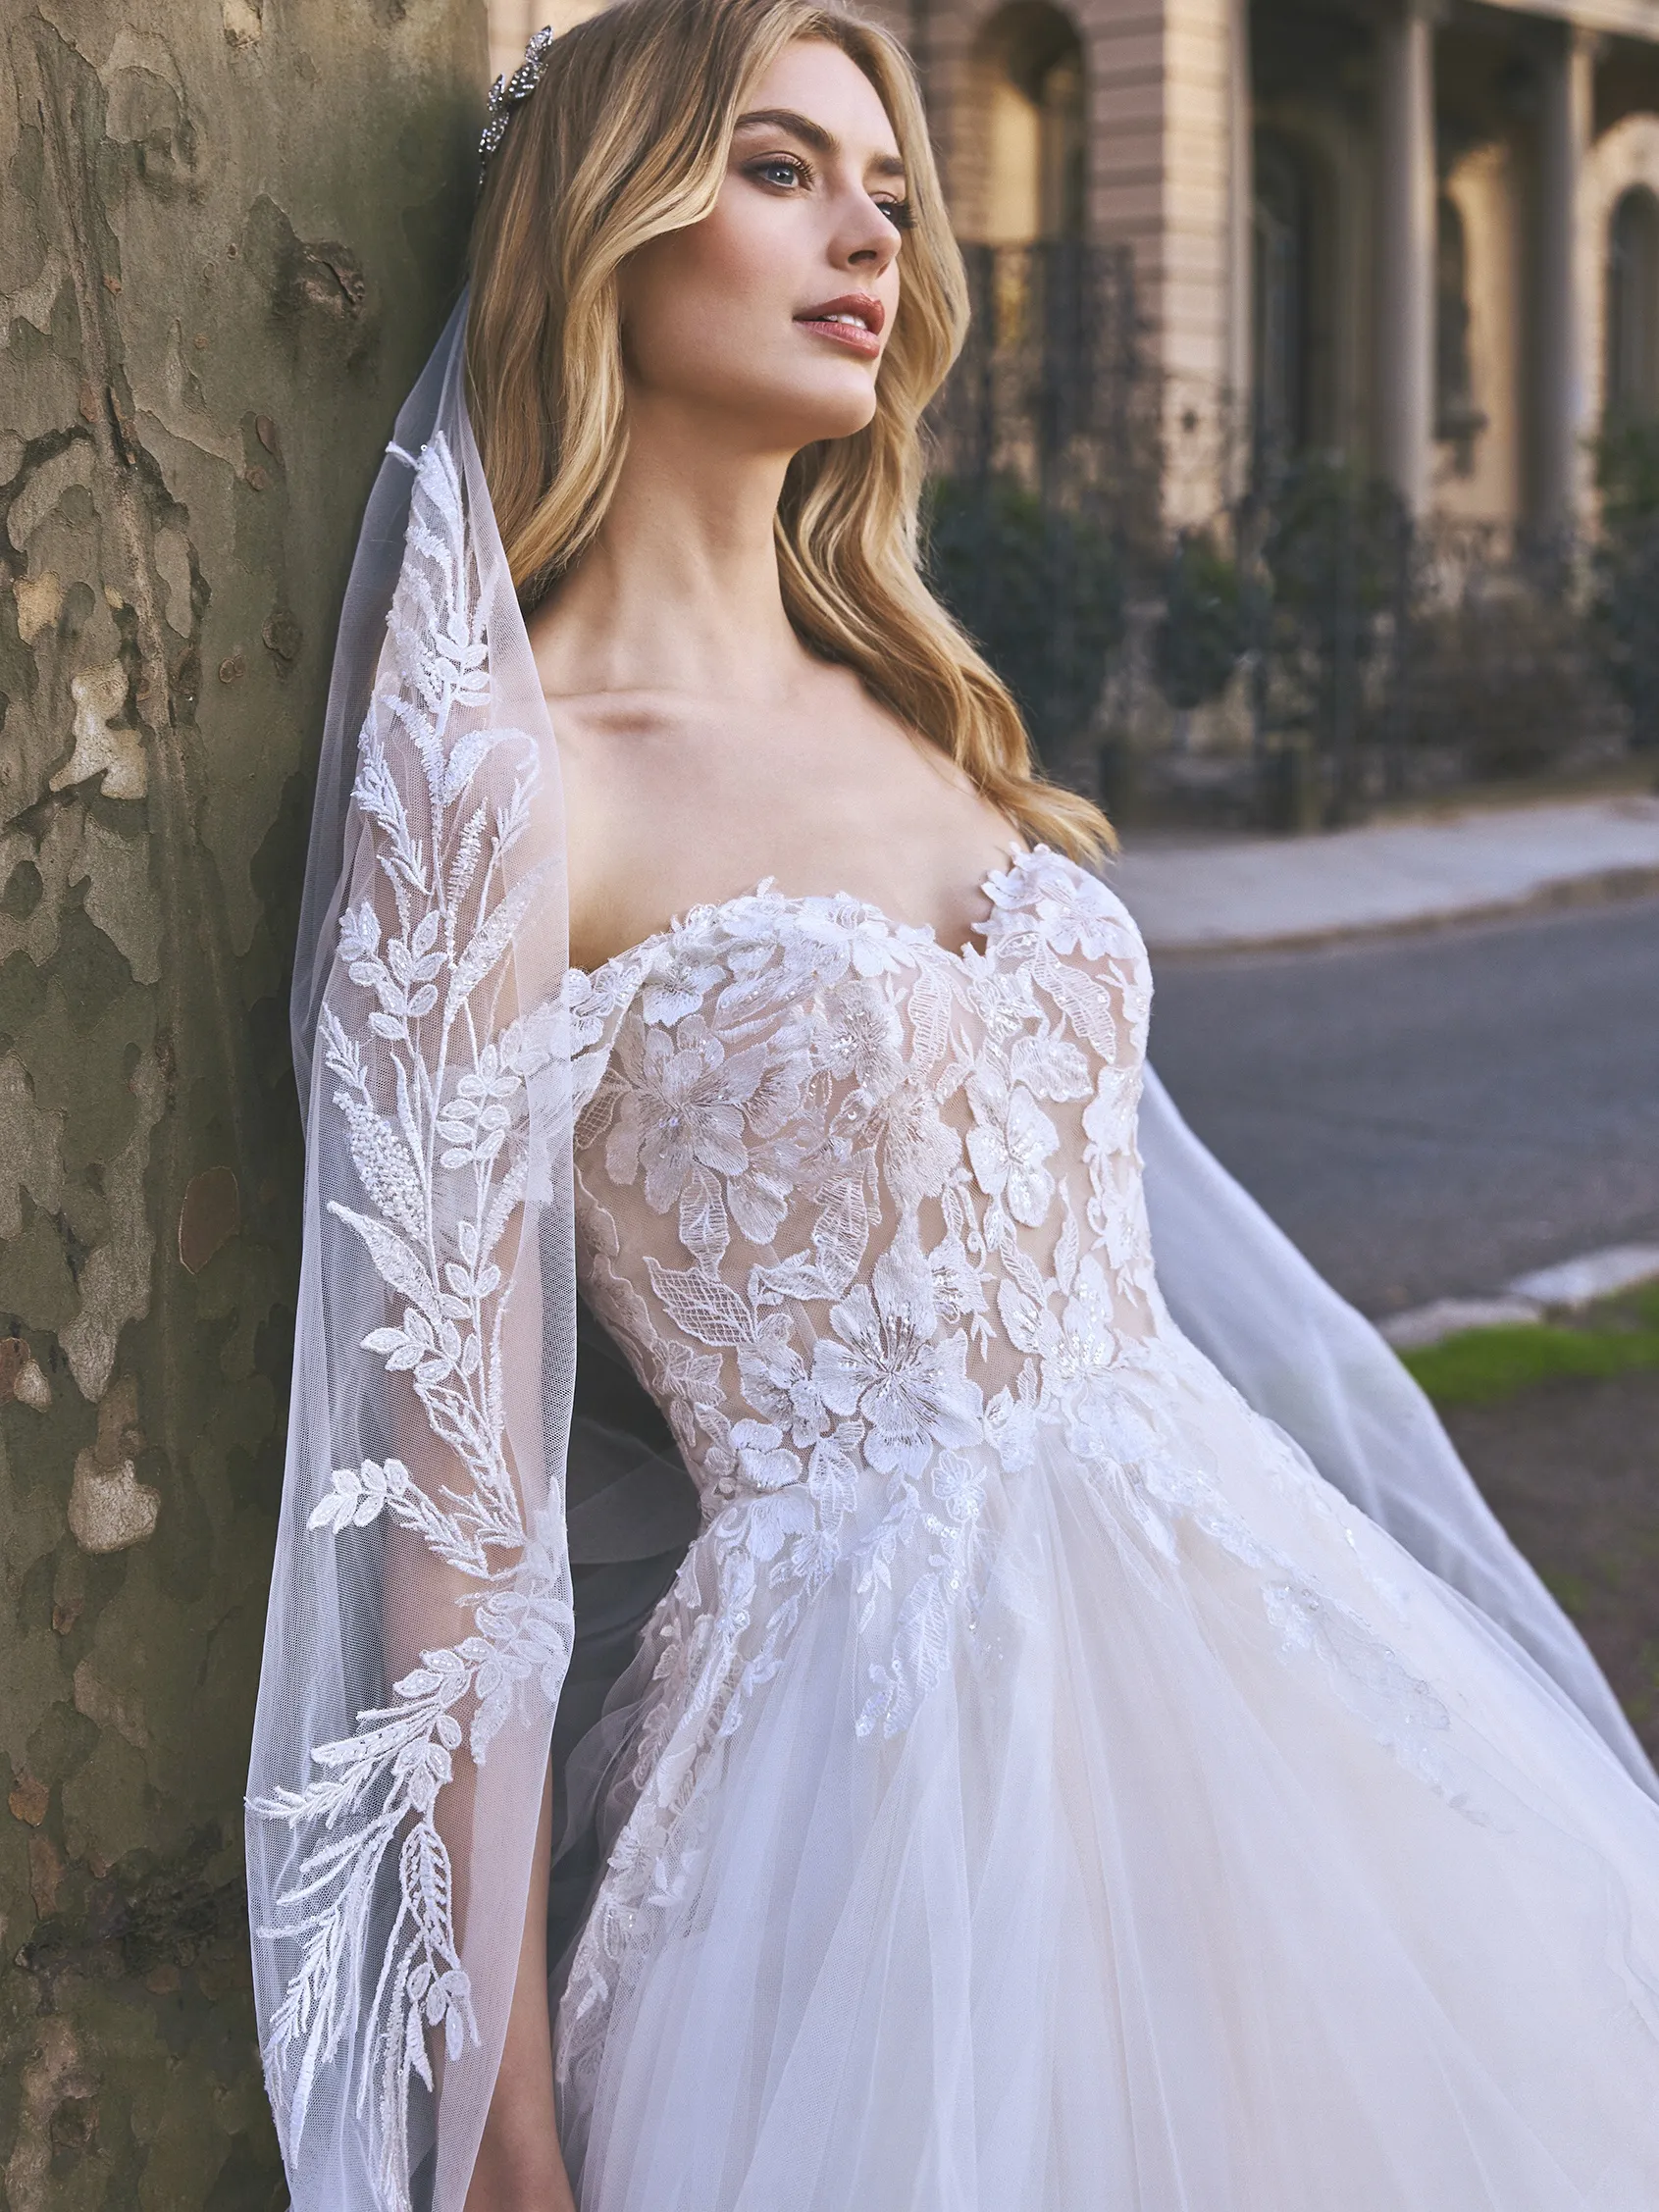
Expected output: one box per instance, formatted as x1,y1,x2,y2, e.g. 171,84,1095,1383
973,2,1086,246
1606,185,1659,421
1434,193,1485,472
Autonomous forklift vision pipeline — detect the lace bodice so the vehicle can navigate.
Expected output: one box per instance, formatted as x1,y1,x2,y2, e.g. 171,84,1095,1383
565,848,1160,1729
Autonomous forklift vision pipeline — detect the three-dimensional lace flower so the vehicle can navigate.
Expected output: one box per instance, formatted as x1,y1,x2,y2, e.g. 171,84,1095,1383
606,1019,767,1211
813,1280,984,1479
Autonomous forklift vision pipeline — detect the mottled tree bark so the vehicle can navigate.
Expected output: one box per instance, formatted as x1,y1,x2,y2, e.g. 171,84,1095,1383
0,5,485,2204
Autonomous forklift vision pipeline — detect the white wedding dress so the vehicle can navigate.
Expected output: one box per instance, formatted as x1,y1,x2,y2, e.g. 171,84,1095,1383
247,370,1658,2211
542,844,1659,2209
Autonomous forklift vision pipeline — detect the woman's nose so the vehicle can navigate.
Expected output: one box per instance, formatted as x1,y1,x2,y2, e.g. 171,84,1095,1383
841,198,900,273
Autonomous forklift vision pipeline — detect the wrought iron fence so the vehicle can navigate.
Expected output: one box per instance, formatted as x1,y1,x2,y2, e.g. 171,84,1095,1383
923,242,1653,830
929,240,1154,523
922,243,1159,793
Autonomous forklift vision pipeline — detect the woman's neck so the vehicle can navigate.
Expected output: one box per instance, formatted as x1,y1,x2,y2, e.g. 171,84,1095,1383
530,394,805,706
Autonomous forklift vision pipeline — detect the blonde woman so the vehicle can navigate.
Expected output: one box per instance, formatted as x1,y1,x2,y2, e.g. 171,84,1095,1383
248,4,1659,2208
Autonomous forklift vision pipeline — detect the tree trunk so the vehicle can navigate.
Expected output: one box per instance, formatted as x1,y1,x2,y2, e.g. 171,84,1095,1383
0,5,485,2203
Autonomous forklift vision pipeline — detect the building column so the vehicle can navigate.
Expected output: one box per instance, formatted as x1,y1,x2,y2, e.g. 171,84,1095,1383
1374,0,1435,513
1226,0,1254,494
1534,24,1593,538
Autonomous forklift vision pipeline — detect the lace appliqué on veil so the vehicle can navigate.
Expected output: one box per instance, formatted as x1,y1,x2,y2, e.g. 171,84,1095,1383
250,437,572,2211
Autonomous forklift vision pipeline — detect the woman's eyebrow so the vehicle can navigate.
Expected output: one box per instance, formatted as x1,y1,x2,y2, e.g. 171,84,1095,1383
734,107,907,180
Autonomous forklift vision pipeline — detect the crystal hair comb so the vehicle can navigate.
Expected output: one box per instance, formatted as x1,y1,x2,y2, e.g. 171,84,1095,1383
481,24,558,170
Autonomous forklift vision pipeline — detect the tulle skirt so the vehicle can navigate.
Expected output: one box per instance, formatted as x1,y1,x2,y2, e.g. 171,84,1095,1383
550,1341,1659,2210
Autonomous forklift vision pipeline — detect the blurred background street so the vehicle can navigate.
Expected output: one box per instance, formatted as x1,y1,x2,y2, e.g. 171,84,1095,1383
1146,890,1659,1318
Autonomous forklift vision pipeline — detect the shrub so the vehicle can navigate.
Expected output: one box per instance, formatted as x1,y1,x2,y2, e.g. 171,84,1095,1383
1153,530,1245,712
1402,584,1609,779
924,475,1124,767
1593,420,1659,751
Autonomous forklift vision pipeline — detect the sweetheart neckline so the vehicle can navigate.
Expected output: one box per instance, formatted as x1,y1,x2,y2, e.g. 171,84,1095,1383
569,841,1062,985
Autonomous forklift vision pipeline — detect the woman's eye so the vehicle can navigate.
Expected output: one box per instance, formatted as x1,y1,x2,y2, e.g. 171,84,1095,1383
877,197,914,231
751,156,806,190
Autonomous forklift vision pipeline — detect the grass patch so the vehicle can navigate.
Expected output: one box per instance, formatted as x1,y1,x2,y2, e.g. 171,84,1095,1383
1402,1283,1659,1407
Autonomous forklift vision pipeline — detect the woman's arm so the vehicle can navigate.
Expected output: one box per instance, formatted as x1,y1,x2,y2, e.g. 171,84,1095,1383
463,1763,578,2212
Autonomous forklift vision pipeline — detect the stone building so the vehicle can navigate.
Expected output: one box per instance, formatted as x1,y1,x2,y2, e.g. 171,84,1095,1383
490,0,1659,535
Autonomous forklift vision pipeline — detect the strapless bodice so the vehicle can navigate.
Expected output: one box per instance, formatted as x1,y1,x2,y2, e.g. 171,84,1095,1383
566,849,1163,1574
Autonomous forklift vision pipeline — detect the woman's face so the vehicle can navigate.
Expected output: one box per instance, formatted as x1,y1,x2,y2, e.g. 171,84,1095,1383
618,38,908,451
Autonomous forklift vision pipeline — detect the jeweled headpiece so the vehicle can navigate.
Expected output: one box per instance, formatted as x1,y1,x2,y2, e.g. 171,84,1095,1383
481,24,557,171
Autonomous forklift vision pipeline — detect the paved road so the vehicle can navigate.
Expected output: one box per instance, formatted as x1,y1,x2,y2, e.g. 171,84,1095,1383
1146,895,1659,1320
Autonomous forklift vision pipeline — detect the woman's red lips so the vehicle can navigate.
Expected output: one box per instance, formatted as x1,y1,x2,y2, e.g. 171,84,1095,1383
794,293,885,356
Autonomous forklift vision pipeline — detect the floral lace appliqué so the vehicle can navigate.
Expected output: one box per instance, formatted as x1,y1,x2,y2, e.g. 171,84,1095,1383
250,437,573,2212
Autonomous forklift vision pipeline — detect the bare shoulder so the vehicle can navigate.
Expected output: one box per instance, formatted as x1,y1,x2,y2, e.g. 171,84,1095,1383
540,688,732,966
537,655,1019,970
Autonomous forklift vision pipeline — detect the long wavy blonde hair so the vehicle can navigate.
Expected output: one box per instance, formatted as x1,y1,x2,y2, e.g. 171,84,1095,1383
466,0,1114,859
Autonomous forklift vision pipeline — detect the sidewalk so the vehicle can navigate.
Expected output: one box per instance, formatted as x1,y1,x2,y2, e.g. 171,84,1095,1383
1108,790,1659,954
1380,1244,1659,1350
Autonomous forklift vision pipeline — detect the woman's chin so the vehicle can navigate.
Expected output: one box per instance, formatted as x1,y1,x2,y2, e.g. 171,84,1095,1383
766,379,881,448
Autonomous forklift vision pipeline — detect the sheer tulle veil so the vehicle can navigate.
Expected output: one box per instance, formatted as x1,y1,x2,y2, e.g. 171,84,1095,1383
247,297,1656,2212
248,300,581,2212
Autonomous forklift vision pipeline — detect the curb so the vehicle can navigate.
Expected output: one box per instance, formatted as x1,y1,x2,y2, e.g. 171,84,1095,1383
1136,863,1659,962
1379,1245,1659,1352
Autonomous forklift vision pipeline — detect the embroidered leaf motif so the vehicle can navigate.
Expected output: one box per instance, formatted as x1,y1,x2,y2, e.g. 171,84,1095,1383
645,1258,756,1347
328,1204,441,1321
307,1457,410,1533
1036,952,1118,1060
907,961,953,1073
811,1170,871,1300
678,1164,731,1271
901,1569,951,1682
1054,1191,1081,1297
252,434,573,2212
445,862,546,1013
